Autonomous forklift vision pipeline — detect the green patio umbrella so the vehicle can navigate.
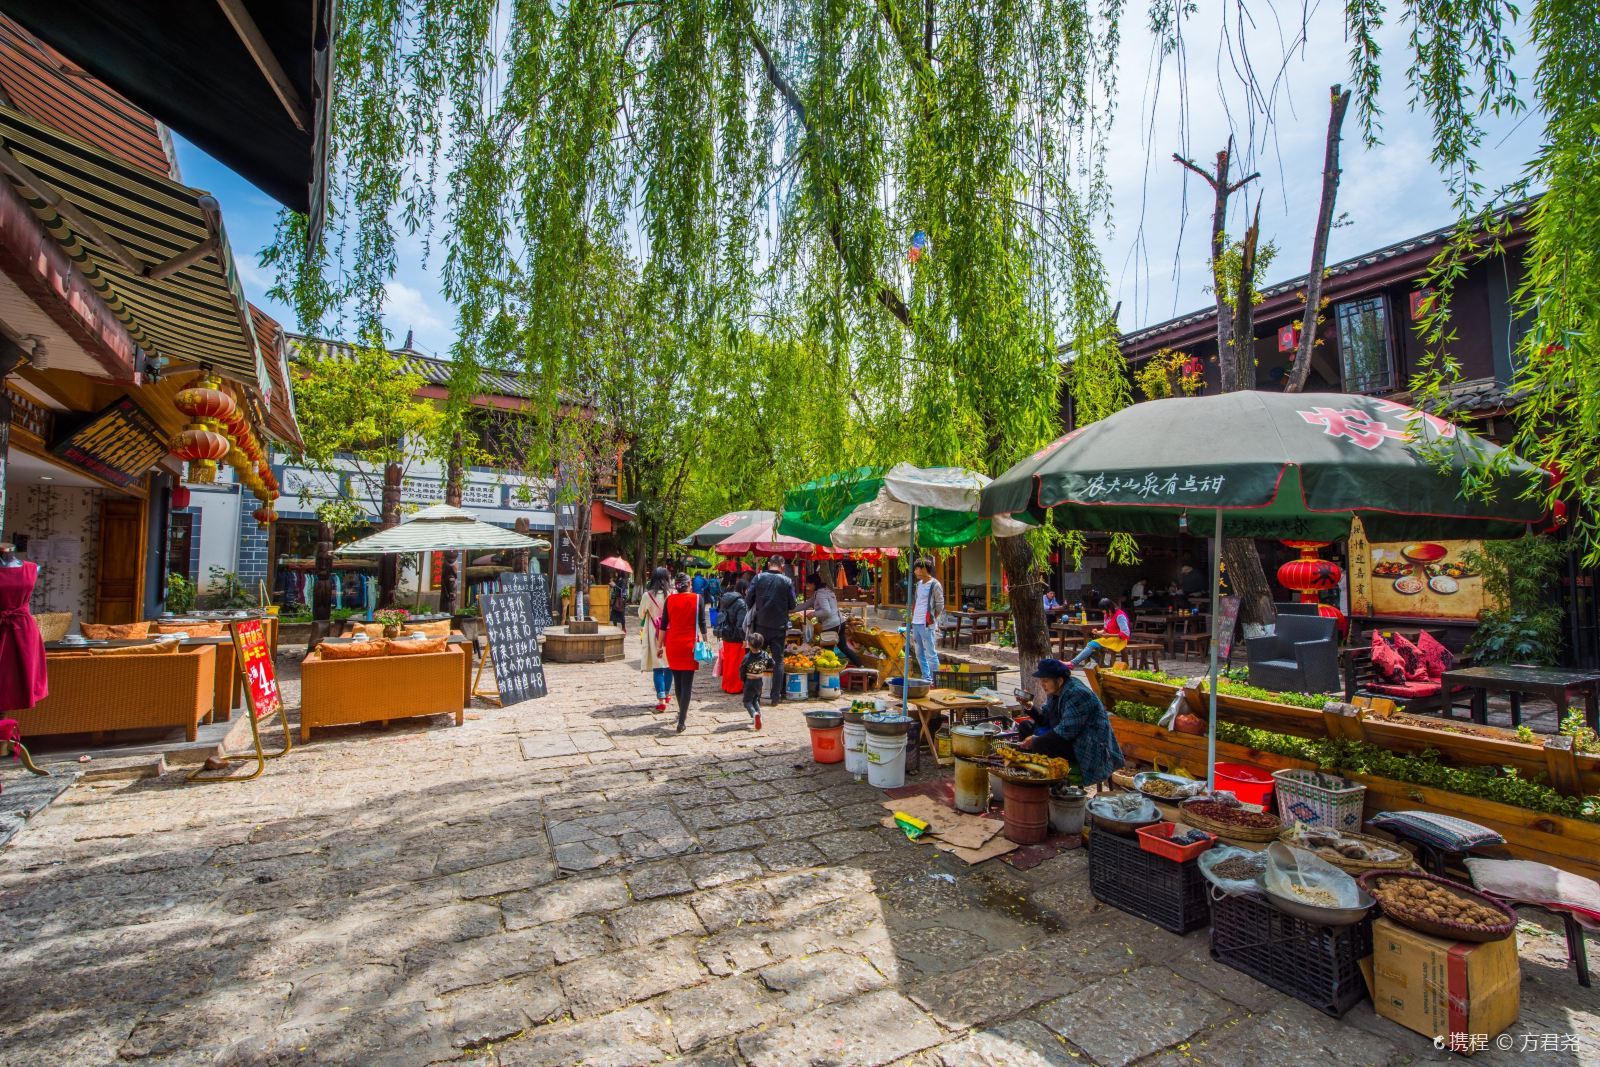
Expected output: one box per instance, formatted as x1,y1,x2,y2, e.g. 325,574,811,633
782,464,1028,709
978,391,1547,787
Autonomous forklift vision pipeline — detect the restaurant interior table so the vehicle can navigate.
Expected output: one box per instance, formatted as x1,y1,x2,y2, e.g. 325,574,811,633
48,635,238,722
1441,664,1600,730
943,609,1011,649
318,634,476,702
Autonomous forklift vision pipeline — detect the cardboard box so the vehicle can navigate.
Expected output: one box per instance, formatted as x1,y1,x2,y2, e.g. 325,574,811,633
1370,918,1520,1053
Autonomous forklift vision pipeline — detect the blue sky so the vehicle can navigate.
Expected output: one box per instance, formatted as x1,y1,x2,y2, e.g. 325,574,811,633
174,3,1544,353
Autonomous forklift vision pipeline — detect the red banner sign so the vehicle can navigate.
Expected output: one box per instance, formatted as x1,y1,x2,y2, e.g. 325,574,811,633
234,619,281,720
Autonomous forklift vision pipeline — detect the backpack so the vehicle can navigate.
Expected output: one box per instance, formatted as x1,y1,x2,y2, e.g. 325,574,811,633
717,597,747,641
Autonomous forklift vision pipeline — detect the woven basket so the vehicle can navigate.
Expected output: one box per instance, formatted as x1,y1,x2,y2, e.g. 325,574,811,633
1279,828,1418,874
1180,800,1283,843
1358,870,1517,943
1272,769,1366,831
34,612,71,643
1110,769,1138,791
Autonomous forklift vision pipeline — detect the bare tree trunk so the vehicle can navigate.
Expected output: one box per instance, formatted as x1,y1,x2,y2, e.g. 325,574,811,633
1286,85,1352,394
996,535,1049,697
513,517,532,574
377,461,402,609
1222,538,1276,631
439,434,464,615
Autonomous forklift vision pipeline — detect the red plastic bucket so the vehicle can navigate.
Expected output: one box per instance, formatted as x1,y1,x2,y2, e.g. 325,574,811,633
1214,762,1274,807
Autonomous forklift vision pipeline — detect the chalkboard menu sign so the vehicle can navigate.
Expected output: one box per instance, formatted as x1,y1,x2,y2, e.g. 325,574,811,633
498,571,550,636
479,590,547,702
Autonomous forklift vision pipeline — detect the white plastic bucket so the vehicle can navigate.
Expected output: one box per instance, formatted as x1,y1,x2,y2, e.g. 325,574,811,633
865,730,908,789
818,674,840,699
843,721,868,777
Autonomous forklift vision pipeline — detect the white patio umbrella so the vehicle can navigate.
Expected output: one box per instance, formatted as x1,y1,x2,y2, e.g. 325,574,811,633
334,504,552,554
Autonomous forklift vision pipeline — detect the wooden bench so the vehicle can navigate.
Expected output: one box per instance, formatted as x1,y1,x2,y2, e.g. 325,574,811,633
1120,642,1163,672
1343,645,1471,718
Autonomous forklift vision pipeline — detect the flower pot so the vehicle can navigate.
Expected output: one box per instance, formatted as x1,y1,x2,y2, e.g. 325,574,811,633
382,624,401,638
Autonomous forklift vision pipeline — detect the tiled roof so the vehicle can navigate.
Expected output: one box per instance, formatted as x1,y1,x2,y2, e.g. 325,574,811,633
287,334,538,401
1392,377,1529,416
1119,198,1539,353
0,16,173,178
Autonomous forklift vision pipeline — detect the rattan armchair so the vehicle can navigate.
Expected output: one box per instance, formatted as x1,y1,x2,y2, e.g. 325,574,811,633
20,645,216,741
298,646,466,742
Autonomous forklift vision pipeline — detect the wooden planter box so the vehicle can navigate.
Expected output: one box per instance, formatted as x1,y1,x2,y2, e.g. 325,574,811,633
1110,716,1600,882
1090,669,1600,797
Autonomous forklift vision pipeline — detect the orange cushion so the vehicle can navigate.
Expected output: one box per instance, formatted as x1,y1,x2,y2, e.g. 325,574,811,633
155,621,225,637
352,622,389,638
87,641,179,657
81,622,151,640
404,620,451,637
385,636,448,656
318,640,388,659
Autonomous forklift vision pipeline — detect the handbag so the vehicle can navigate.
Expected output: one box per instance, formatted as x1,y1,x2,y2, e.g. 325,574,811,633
694,640,715,664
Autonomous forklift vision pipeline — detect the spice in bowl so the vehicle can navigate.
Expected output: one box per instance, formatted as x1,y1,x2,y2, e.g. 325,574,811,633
1183,801,1280,830
1211,854,1267,881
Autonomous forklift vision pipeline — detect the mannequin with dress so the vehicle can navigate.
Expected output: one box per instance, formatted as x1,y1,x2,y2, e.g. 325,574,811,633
0,542,50,776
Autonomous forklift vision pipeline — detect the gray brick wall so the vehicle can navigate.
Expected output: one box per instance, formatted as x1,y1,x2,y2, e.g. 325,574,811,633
235,512,271,588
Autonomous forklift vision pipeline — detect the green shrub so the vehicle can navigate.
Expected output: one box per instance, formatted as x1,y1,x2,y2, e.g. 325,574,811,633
1464,535,1565,665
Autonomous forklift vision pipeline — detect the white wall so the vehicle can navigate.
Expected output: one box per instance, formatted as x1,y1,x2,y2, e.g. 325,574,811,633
188,485,240,594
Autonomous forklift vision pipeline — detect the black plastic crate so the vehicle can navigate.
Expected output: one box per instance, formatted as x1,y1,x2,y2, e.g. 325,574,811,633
934,667,999,693
1208,889,1372,1018
1087,824,1210,934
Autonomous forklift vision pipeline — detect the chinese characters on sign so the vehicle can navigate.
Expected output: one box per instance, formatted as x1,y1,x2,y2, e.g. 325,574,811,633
1079,472,1227,499
233,619,282,720
1297,399,1459,451
499,571,550,636
480,590,548,703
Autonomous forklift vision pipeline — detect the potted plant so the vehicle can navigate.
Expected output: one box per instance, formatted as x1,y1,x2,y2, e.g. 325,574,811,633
373,607,411,638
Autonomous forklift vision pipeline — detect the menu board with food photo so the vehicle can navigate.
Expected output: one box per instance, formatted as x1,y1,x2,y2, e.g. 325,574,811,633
1349,521,1491,620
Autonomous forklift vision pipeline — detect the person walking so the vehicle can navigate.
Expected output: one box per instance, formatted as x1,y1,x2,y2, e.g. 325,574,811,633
716,577,749,694
745,556,796,704
739,632,774,731
609,571,629,628
908,556,944,681
637,566,672,712
660,572,708,732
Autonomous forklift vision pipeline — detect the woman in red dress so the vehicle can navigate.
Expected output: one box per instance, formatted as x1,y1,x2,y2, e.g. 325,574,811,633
659,572,707,732
0,552,48,712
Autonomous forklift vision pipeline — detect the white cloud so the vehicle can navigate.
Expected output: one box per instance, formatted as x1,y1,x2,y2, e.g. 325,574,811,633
382,280,451,351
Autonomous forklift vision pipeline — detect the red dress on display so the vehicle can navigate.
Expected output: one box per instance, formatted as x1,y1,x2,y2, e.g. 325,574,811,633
661,591,702,671
0,561,48,711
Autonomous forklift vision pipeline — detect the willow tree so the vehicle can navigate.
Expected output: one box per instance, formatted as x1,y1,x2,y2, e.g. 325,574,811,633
268,0,1129,672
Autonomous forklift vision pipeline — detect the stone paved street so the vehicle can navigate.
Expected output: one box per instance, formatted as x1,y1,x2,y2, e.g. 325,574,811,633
2,631,1597,1066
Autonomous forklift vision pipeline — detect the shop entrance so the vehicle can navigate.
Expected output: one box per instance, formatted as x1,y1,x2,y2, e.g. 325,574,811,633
94,495,145,622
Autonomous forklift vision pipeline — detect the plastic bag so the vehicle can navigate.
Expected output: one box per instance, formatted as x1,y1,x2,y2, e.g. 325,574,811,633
1157,691,1186,731
1197,844,1268,896
1263,842,1362,908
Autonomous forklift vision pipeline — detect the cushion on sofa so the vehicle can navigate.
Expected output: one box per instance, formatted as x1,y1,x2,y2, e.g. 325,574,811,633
1369,632,1407,683
87,641,179,657
404,621,452,637
155,621,225,637
81,622,150,640
1416,631,1455,679
318,640,388,660
385,637,448,655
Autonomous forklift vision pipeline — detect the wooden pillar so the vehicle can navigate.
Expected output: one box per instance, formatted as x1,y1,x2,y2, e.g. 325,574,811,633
377,461,402,608
438,440,464,615
313,522,334,622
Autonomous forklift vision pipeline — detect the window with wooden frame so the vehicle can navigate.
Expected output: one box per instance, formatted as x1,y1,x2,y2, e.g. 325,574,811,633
1334,295,1395,393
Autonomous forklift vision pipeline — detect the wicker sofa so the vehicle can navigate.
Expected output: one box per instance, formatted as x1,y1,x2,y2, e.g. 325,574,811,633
299,645,466,742
21,645,216,741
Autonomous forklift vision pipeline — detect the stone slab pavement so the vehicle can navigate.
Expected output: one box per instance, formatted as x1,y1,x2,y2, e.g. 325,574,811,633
1,627,1596,1065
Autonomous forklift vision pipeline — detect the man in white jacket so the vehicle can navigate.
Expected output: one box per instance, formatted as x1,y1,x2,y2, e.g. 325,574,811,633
908,557,943,681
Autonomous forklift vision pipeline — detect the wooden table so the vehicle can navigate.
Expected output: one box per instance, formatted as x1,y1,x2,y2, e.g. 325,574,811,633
908,688,1003,759
319,634,476,703
943,609,1011,649
1442,664,1600,730
47,636,236,722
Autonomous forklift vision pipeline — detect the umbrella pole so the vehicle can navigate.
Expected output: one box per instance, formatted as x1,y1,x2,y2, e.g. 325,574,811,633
904,505,916,715
1207,509,1222,791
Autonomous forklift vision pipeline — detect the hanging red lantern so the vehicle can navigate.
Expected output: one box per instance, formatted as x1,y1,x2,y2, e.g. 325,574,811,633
253,506,278,525
170,485,191,510
175,375,236,423
172,426,230,484
1277,539,1343,602
1317,603,1349,639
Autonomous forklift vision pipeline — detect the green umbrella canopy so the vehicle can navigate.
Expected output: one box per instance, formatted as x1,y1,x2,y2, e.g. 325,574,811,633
781,464,1028,549
979,392,1545,541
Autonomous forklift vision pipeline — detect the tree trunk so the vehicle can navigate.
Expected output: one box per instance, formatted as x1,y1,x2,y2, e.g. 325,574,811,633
313,522,334,622
1222,537,1276,633
439,436,464,615
1286,85,1352,394
377,461,402,608
996,535,1049,697
513,517,532,574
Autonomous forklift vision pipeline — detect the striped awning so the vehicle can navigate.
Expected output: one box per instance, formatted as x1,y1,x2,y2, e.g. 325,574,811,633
0,103,269,395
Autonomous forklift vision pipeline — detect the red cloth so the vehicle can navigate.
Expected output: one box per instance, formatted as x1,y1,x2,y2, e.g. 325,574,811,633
1369,631,1406,683
0,562,47,711
1369,678,1443,699
661,591,702,671
719,639,744,693
1416,630,1455,680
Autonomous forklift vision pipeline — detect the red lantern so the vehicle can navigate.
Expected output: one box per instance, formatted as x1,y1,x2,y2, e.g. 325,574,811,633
170,485,191,510
253,506,278,525
172,427,230,484
1277,539,1343,604
175,376,236,422
1317,603,1349,639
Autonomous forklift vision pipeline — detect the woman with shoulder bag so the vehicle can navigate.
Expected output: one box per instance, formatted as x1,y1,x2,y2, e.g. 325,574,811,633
637,566,672,712
717,577,749,694
660,572,709,732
